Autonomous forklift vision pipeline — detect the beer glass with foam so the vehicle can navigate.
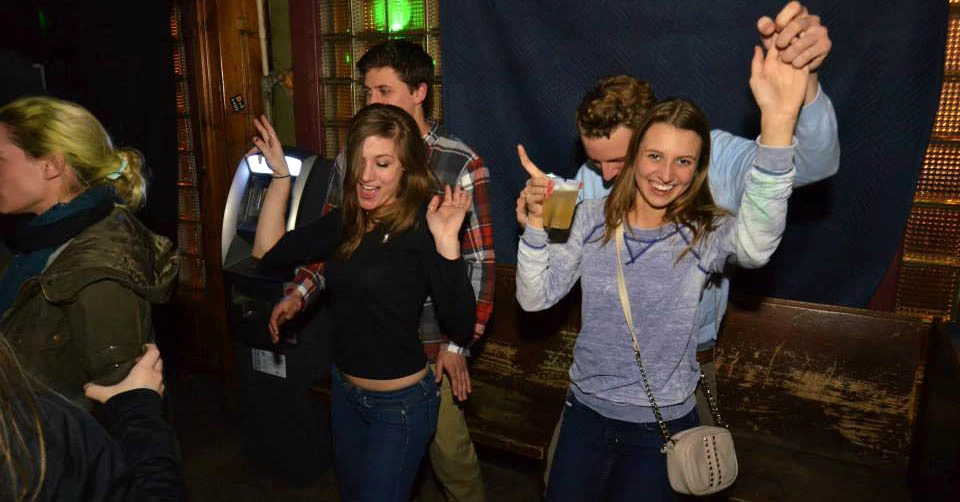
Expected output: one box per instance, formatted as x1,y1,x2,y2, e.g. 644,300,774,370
542,176,580,230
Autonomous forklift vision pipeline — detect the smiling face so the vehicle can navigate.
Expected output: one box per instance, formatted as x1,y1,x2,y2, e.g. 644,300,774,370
632,122,702,222
582,125,633,185
355,134,404,212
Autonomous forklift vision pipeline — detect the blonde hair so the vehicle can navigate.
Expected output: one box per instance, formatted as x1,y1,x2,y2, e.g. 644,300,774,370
0,333,47,501
603,98,728,259
0,96,147,210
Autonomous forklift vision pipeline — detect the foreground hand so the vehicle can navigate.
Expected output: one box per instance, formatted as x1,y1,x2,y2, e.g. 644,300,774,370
84,343,165,403
269,293,303,343
757,1,831,71
426,185,471,254
436,348,472,401
250,114,290,176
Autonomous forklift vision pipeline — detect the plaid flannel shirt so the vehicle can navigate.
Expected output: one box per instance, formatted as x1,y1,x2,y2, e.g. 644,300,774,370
284,121,495,361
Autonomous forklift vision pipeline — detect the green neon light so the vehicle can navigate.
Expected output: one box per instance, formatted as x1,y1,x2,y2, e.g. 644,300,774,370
38,9,48,33
371,0,414,33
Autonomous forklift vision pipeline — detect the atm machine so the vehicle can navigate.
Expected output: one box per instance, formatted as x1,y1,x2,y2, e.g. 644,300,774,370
221,148,334,481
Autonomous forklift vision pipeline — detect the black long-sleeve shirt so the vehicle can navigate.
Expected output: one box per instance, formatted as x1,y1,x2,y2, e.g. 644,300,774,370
11,389,184,501
261,208,476,379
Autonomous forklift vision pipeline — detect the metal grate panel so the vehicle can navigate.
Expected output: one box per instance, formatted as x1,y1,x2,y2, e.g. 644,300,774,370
324,84,356,121
903,205,960,264
319,0,351,34
177,153,197,185
917,141,960,202
896,264,960,319
321,39,354,79
325,127,350,159
948,17,960,76
932,79,960,138
177,185,201,222
178,255,207,290
177,220,203,256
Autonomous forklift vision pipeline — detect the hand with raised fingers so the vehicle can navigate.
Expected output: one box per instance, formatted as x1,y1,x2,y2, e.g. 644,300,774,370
427,184,471,259
516,144,552,230
250,114,290,177
750,42,809,146
84,343,165,403
757,1,831,71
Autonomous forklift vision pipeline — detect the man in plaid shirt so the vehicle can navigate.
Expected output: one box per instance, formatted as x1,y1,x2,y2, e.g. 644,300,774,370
252,40,494,501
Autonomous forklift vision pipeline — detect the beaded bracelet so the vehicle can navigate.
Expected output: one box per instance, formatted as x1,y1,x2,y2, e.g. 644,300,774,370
272,173,291,179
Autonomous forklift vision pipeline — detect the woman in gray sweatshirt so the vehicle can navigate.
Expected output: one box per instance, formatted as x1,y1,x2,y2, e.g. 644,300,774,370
517,43,808,501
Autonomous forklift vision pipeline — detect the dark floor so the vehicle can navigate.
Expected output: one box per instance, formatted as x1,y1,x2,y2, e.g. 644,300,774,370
168,370,543,502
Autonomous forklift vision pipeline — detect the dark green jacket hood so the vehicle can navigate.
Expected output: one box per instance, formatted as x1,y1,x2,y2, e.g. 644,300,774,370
15,207,179,305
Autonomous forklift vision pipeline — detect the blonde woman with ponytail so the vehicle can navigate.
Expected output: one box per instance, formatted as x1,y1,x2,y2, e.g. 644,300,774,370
0,96,179,408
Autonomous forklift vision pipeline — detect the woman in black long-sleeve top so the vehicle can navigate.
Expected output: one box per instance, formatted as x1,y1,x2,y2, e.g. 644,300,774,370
258,104,476,501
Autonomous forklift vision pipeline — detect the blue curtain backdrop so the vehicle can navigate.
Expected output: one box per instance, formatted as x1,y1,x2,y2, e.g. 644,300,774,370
440,0,947,308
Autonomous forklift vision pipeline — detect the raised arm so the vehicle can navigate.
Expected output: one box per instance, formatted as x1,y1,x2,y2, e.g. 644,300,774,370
729,43,807,268
515,146,585,311
709,2,837,211
425,186,477,346
759,1,839,185
250,115,294,259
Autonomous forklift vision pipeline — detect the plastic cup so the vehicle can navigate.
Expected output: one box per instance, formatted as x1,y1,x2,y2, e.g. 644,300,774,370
542,176,580,230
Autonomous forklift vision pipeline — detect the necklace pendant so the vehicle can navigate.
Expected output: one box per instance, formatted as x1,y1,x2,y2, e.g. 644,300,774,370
382,233,390,244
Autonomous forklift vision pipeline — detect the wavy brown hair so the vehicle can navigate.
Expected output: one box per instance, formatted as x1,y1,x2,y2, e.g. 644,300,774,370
576,75,655,139
0,333,47,501
603,98,728,257
336,104,435,259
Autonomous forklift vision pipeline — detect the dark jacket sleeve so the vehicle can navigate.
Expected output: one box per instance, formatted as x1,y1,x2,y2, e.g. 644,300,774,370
259,209,343,271
421,224,476,347
101,389,184,501
66,281,150,386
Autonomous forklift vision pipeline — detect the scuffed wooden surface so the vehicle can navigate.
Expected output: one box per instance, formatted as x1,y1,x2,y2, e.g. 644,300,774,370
464,265,580,459
717,299,930,471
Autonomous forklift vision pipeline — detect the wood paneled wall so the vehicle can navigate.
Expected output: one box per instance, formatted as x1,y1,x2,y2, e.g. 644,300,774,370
176,0,264,375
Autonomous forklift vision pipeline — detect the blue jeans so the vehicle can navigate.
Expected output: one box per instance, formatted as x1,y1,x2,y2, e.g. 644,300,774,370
330,366,440,502
545,391,699,502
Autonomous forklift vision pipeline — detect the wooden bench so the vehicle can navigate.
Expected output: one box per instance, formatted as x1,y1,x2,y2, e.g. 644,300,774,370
715,297,931,501
463,264,580,461
465,265,934,500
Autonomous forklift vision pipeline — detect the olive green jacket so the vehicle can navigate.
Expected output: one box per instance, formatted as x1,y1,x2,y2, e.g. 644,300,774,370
0,207,179,406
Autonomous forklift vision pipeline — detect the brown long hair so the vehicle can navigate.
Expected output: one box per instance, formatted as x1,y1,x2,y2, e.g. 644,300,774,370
336,104,435,259
603,98,728,256
0,333,47,501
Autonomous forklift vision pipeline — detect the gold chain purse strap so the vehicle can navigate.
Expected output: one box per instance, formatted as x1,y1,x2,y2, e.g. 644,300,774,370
614,223,726,452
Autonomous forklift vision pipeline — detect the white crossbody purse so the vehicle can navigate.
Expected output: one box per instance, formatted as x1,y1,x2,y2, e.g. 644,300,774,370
614,223,738,496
